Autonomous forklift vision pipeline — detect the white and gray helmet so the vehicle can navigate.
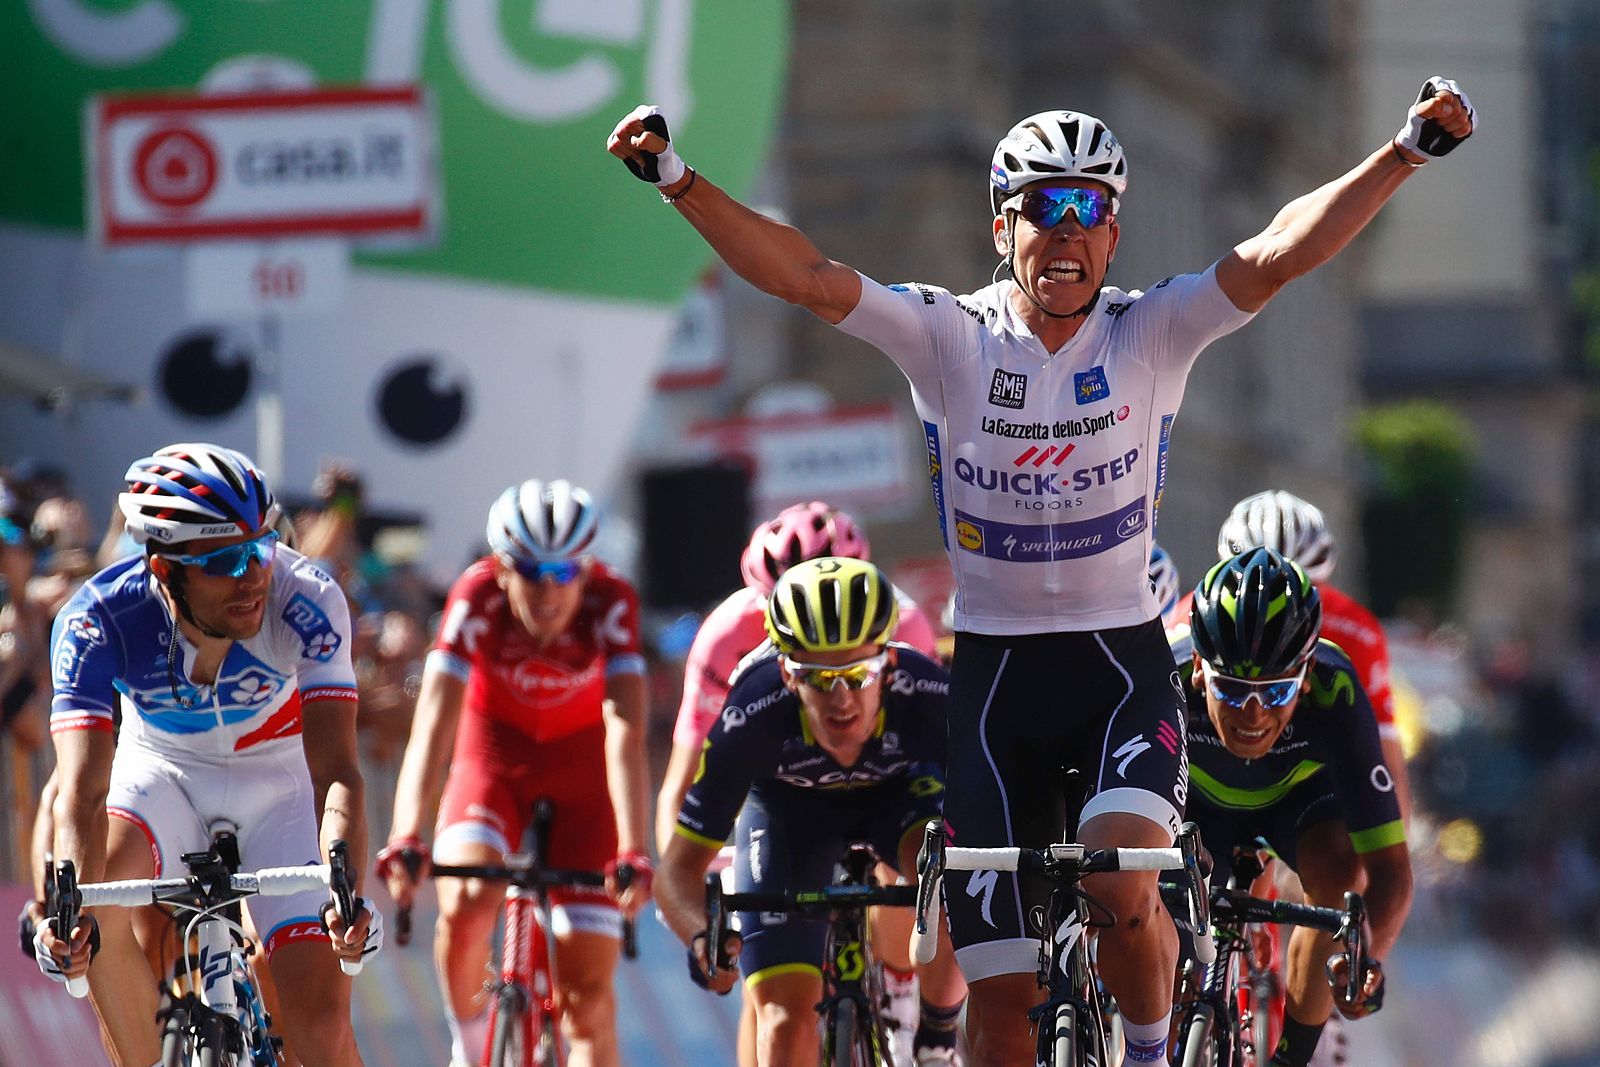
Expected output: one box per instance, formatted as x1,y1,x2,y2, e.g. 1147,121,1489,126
1217,490,1337,584
486,478,599,563
990,110,1128,215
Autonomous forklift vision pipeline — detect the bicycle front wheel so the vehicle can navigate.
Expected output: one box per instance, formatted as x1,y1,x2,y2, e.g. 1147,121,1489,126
194,1011,234,1067
1051,1002,1081,1067
488,983,529,1067
160,995,191,1067
1178,1005,1218,1067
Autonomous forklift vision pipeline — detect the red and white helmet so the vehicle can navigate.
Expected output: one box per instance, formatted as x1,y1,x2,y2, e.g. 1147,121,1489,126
739,502,871,595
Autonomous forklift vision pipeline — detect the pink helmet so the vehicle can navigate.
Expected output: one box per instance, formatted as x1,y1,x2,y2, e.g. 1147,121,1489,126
740,502,871,595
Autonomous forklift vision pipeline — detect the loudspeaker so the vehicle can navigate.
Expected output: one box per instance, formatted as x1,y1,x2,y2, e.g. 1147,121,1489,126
640,463,752,610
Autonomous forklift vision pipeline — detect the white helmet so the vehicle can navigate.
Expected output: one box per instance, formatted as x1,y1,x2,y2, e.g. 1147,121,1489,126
990,110,1128,215
1217,490,1337,584
119,443,279,546
486,478,599,563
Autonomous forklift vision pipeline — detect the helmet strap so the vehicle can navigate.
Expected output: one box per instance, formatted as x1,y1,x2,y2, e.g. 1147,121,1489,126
160,565,230,641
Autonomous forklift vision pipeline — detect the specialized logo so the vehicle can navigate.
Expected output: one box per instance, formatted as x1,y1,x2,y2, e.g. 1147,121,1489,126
952,499,1147,563
1113,735,1150,778
283,594,341,662
966,869,999,929
1073,366,1110,405
989,369,1028,409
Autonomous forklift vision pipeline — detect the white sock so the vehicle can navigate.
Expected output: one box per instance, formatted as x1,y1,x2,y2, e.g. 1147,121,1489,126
446,1008,490,1066
1122,1014,1171,1063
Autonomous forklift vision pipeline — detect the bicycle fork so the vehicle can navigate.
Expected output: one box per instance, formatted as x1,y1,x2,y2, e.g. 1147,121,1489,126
492,885,561,1067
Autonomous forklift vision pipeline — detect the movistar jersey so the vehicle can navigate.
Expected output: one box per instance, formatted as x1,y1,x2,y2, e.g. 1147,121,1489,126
1170,632,1404,854
675,648,949,848
49,548,359,760
838,267,1252,634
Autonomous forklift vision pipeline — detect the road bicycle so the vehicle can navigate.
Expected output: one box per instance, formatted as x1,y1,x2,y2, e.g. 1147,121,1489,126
913,821,1212,1067
394,799,637,1067
1164,851,1374,1067
46,828,363,1067
704,842,916,1067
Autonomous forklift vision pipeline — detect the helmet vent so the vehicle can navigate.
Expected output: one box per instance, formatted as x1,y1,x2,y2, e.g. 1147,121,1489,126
1003,152,1020,171
1060,118,1080,149
1022,122,1054,152
1087,123,1105,155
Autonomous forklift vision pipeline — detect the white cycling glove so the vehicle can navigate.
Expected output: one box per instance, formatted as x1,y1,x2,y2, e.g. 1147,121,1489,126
32,915,98,984
619,104,688,187
321,897,384,963
1394,76,1476,160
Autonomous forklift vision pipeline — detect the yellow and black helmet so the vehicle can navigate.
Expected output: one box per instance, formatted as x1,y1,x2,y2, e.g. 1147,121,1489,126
764,557,899,655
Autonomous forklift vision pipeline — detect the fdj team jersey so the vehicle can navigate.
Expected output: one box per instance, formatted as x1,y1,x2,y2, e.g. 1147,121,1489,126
49,548,359,759
838,268,1252,635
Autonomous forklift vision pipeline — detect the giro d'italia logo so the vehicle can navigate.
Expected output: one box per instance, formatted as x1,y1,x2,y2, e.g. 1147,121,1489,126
133,126,218,210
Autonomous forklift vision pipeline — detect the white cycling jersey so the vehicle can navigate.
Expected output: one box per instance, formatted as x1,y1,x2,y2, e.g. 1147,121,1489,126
838,265,1252,634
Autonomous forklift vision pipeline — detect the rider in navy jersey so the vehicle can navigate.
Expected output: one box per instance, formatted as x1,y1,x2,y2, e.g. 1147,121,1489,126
610,77,1473,1064
1173,548,1409,1067
657,558,967,1066
35,444,378,1067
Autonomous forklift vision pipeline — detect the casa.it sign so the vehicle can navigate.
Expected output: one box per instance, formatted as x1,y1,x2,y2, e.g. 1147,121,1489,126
87,86,436,245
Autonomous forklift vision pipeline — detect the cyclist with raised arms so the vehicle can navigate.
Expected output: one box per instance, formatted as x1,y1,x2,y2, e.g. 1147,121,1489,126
378,479,652,1067
658,557,967,1066
609,75,1472,1064
34,443,377,1067
1172,548,1411,1067
657,501,941,1066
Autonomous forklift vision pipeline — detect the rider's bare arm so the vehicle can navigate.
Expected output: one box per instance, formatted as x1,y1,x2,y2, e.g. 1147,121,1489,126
1358,842,1413,960
655,742,701,856
50,728,115,882
657,832,720,947
1216,86,1473,313
607,111,862,323
303,697,368,890
602,670,652,859
387,665,467,842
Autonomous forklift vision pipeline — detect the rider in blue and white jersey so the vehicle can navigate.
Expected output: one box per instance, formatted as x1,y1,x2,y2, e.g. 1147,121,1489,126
36,443,379,1067
609,77,1475,1065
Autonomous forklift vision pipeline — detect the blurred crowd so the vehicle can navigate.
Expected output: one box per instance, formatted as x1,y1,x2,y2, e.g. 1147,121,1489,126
6,454,1600,957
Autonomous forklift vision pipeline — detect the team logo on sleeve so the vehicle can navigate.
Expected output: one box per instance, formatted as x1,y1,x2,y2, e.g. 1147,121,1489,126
283,594,342,662
1073,367,1110,404
64,611,107,646
988,369,1028,409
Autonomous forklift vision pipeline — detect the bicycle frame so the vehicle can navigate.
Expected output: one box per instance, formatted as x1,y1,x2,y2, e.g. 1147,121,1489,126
913,822,1212,1067
48,838,360,1066
706,843,916,1066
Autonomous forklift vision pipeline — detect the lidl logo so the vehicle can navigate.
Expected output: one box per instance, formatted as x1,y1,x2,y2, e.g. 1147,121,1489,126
955,521,983,552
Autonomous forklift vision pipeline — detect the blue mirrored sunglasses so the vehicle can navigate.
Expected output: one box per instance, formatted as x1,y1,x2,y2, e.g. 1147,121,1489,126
1003,185,1116,230
1201,662,1307,710
512,558,584,584
162,531,279,578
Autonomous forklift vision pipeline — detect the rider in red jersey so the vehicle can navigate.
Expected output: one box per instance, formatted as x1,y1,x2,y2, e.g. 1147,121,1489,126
380,480,652,1067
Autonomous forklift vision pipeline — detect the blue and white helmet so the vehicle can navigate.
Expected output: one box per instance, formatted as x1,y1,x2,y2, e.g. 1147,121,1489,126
990,110,1128,215
486,478,599,563
118,443,278,546
1149,542,1181,620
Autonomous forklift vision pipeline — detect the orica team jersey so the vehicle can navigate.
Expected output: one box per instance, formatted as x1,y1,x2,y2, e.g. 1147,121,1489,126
1171,633,1404,855
671,584,942,749
428,558,646,742
837,267,1253,635
676,649,950,849
49,548,359,760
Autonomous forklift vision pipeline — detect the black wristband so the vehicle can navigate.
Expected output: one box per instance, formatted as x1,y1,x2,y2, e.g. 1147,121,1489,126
1390,140,1425,168
661,167,697,204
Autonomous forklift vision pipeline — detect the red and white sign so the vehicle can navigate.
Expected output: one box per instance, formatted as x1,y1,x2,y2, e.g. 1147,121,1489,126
184,239,349,317
88,87,436,245
688,403,916,517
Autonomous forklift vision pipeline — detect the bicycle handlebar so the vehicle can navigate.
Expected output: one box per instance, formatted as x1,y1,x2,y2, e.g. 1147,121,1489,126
911,820,1215,966
77,864,334,908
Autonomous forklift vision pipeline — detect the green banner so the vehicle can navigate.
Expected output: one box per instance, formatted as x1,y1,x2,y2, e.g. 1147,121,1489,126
0,0,788,303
